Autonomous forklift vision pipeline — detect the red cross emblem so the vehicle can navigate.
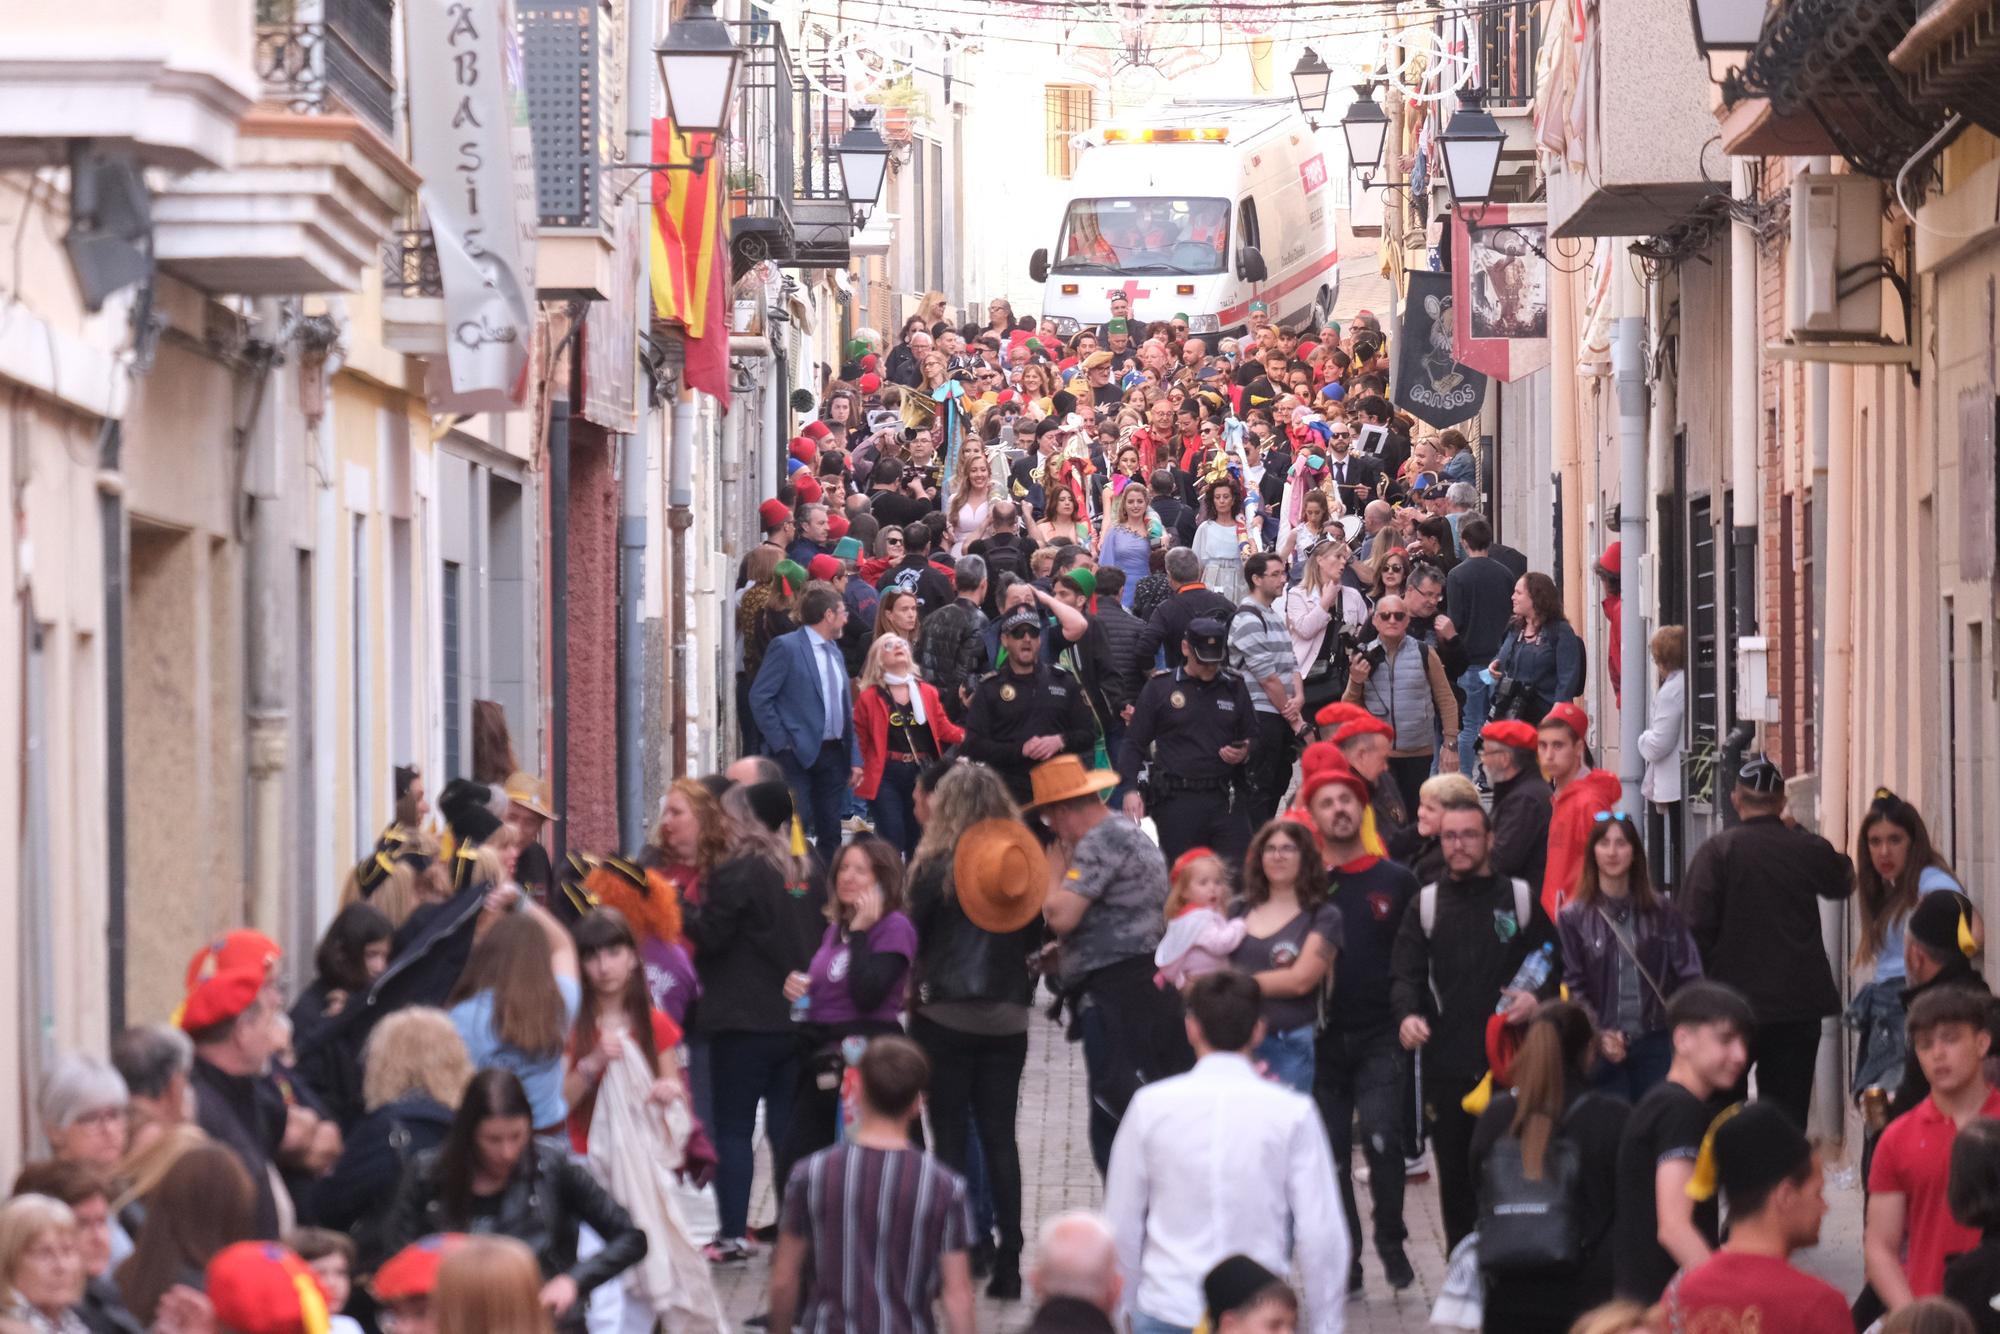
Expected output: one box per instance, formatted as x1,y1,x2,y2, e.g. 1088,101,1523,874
1109,279,1152,304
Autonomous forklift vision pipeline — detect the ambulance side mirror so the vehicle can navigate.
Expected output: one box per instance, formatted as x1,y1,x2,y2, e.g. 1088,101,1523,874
1237,246,1268,283
1029,249,1049,283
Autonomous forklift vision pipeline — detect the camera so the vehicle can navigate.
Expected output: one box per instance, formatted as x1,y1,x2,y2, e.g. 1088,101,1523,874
1355,641,1388,672
1489,672,1530,721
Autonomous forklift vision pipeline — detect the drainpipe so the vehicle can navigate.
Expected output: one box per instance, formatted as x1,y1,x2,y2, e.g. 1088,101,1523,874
1723,158,1761,821
1813,357,1856,1143
97,414,127,1032
669,394,695,778
1612,267,1648,816
548,361,572,866
617,0,655,850
244,297,291,939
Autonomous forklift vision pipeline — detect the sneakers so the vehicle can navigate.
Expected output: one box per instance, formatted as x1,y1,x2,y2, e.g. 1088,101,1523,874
841,813,874,833
1379,1245,1416,1291
1405,1152,1431,1182
704,1238,753,1265
1347,1260,1364,1296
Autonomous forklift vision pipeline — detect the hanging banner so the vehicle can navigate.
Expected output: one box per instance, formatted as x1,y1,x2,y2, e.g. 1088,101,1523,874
1452,204,1551,381
1395,269,1489,429
406,0,539,412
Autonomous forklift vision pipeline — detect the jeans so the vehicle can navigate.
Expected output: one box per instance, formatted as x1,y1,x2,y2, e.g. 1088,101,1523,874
873,759,922,858
780,740,851,868
685,1035,715,1138
1424,1068,1485,1252
1456,665,1493,774
1315,1024,1408,1256
1129,1314,1194,1334
709,1030,798,1240
1255,1023,1316,1094
1728,1016,1823,1132
913,1015,1029,1255
1589,1028,1674,1101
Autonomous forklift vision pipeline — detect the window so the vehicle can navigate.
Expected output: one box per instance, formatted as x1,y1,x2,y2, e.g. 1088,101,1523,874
1045,85,1094,178
1237,197,1261,253
1051,197,1230,274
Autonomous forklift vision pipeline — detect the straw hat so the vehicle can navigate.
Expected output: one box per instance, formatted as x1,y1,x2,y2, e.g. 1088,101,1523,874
1024,753,1119,810
504,771,558,821
952,819,1049,934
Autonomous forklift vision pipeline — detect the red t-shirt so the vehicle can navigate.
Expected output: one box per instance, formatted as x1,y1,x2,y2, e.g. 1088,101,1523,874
1664,1251,1852,1332
565,1009,683,1153
1867,1086,2000,1296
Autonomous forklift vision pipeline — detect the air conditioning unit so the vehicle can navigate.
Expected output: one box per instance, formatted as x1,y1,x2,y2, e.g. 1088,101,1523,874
1786,171,1884,341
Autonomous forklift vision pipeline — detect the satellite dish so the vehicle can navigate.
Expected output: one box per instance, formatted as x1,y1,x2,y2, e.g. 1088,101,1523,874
63,143,153,312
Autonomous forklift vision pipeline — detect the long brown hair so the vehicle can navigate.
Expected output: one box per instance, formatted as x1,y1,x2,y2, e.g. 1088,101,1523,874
826,836,908,925
571,910,660,1069
1854,790,1957,967
1520,571,1566,629
471,700,519,786
1573,813,1659,912
661,777,727,879
446,914,566,1058
436,1236,552,1334
1240,820,1321,909
1506,1001,1596,1180
115,1144,256,1324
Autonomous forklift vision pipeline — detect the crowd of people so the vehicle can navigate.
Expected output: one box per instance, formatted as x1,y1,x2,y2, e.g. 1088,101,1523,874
1,299,1992,1334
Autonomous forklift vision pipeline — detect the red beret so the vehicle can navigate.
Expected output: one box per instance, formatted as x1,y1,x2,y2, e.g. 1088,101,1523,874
184,930,282,992
1314,701,1372,730
807,554,842,581
789,437,816,463
1299,740,1343,775
1541,702,1589,739
179,968,265,1032
758,498,791,529
1480,719,1539,750
858,372,882,393
1296,341,1319,358
827,514,850,538
1058,357,1079,371
801,421,831,441
1300,762,1370,805
794,475,824,504
205,1243,327,1334
861,354,879,371
994,389,1017,405
1334,716,1394,745
373,1236,467,1302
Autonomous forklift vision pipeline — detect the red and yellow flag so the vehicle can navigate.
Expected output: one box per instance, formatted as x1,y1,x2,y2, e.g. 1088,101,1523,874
649,118,731,408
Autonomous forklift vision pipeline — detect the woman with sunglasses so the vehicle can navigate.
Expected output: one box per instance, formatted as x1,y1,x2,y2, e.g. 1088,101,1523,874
1364,547,1409,608
1555,812,1702,1100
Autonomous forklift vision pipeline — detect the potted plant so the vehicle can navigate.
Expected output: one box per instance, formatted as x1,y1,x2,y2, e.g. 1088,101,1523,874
727,167,762,219
869,77,930,143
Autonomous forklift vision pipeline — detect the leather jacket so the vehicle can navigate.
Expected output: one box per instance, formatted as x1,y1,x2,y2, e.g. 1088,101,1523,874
1555,896,1704,1036
908,857,1043,1010
383,1141,646,1298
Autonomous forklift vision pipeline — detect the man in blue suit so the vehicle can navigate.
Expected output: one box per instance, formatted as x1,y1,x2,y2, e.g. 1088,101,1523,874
748,581,861,865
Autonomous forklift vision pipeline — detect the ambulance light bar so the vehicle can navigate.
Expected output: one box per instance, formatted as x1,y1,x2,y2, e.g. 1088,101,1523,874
1101,127,1230,144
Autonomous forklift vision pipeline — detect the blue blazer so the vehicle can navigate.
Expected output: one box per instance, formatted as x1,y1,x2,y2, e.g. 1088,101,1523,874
749,626,860,767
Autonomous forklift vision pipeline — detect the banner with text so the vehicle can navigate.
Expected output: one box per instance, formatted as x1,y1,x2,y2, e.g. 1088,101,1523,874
1394,268,1488,429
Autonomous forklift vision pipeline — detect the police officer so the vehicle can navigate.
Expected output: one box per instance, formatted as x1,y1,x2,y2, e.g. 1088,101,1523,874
1116,615,1255,867
961,605,1097,805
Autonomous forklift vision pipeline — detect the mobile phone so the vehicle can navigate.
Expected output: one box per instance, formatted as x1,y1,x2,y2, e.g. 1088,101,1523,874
1479,668,1496,688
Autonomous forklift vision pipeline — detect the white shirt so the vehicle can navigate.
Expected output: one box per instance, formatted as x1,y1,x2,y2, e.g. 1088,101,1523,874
1104,1052,1349,1334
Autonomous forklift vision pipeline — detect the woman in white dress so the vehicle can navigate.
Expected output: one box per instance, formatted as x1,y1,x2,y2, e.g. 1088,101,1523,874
944,447,994,555
1192,476,1254,602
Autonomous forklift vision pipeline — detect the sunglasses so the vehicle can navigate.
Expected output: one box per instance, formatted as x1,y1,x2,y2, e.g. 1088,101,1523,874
1003,627,1040,640
884,536,905,546
1330,432,1352,440
1593,810,1636,825
1377,611,1408,622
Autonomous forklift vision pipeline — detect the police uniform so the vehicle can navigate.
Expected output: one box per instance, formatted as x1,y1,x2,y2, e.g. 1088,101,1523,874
1116,617,1255,867
961,656,1096,806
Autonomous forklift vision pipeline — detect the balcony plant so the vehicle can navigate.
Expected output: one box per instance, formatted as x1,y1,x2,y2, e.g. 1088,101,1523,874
867,76,929,143
727,167,763,219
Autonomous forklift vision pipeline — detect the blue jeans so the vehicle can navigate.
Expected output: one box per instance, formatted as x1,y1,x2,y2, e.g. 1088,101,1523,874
873,759,922,858
709,1030,799,1240
1255,1023,1316,1093
779,740,851,868
1130,1313,1195,1334
1457,664,1493,774
1589,1027,1674,1101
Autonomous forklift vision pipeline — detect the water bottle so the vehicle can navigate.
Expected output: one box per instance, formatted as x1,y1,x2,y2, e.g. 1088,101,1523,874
1497,942,1556,1013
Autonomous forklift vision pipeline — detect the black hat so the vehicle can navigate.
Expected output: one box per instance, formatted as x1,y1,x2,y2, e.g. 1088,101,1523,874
1909,888,1980,960
1033,418,1063,442
1708,1101,1812,1206
437,778,503,847
1202,1256,1286,1326
1051,390,1078,417
1737,754,1785,796
1000,606,1043,637
1186,615,1229,663
743,781,794,834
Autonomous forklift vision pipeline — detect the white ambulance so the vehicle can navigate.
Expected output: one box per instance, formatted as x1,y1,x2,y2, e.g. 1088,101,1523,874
1028,99,1339,339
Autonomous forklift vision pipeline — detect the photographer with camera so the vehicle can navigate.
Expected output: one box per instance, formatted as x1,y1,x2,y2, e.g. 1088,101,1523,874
1341,596,1460,817
1488,572,1585,725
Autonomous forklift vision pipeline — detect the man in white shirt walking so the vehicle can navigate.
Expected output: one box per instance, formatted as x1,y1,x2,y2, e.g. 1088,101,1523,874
1105,970,1350,1334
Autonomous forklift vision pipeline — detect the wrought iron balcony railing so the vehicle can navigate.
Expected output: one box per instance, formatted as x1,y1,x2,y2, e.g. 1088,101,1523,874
1480,0,1542,109
254,0,396,133
382,228,444,298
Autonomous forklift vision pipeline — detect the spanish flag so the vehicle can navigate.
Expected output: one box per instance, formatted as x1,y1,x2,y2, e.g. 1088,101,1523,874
649,117,731,411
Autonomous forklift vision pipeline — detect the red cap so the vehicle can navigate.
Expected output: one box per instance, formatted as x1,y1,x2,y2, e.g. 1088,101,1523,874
1598,541,1621,575
184,930,282,992
372,1235,468,1302
807,555,842,581
827,514,850,539
858,372,882,393
205,1243,328,1334
1480,719,1539,750
179,968,265,1032
789,437,816,463
1333,716,1394,745
861,354,879,371
1299,740,1343,775
794,474,824,504
994,389,1017,405
1314,701,1372,730
1297,341,1319,358
758,498,792,529
801,421,831,441
1169,847,1217,879
1541,702,1589,739
1300,762,1370,805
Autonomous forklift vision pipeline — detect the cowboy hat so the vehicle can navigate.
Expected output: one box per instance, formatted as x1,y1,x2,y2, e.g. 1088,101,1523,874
1025,753,1119,810
503,770,559,821
952,819,1049,934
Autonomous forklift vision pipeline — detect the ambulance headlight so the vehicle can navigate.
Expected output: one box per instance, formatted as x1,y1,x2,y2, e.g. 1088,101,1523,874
1187,314,1220,334
1049,316,1082,337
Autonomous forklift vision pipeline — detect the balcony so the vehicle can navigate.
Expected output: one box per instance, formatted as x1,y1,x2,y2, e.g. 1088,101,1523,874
0,0,257,171
1892,0,2000,140
380,228,447,354
517,0,618,299
1541,0,1722,238
1480,1,1544,205
725,25,855,279
146,0,412,293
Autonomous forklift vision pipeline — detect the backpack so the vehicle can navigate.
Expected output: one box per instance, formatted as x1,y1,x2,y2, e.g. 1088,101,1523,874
1416,877,1533,936
1476,1098,1592,1274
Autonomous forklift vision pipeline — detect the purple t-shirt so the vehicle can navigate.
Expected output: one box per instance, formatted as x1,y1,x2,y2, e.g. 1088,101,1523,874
805,912,917,1025
641,938,700,1028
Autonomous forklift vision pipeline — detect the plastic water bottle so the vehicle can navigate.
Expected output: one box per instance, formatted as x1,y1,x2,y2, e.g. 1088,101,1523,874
1497,942,1556,1013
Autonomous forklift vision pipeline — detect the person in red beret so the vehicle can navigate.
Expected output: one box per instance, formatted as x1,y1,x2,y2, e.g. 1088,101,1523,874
826,513,850,542
370,1235,467,1334
184,938,288,1239
204,1242,328,1334
1478,719,1553,890
788,437,816,468
800,420,831,443
1537,703,1622,920
806,554,842,583
858,371,882,395
740,500,796,592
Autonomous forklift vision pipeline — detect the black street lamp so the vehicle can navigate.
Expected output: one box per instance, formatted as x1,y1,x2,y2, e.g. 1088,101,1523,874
838,106,891,224
1291,48,1333,125
1687,0,1767,55
1340,82,1390,180
654,0,744,136
1438,90,1505,210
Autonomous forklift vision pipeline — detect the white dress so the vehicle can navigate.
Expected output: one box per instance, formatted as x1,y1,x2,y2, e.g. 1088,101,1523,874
952,495,991,554
1193,519,1249,602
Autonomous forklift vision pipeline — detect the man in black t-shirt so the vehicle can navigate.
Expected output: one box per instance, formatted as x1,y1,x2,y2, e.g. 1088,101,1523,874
1613,981,1755,1303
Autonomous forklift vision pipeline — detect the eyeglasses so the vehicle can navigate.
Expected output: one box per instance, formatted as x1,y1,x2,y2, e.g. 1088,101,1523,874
1377,611,1408,622
1330,432,1352,440
1439,829,1487,844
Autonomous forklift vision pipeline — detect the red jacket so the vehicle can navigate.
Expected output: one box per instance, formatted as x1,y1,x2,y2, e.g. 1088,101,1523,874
854,681,964,799
1542,767,1624,920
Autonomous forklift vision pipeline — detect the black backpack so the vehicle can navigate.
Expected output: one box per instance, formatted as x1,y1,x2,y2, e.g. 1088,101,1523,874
1476,1096,1597,1274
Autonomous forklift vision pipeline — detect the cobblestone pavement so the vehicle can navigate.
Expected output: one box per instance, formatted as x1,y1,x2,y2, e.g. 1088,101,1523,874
708,1019,1866,1331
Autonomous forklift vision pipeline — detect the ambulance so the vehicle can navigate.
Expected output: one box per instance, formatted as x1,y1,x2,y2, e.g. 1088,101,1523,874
1028,99,1339,339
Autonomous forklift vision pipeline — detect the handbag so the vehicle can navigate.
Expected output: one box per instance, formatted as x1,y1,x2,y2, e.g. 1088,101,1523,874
1297,597,1352,712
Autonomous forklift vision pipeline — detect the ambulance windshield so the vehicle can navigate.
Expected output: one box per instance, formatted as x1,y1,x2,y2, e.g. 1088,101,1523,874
1052,197,1230,275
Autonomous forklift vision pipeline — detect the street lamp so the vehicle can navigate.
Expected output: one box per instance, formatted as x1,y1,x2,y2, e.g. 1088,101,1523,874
1687,0,1767,54
1438,90,1505,210
654,0,744,136
1290,48,1332,123
1340,83,1389,179
838,106,891,224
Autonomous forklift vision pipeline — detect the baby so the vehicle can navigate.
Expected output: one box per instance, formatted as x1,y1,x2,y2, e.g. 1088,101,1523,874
1154,849,1247,989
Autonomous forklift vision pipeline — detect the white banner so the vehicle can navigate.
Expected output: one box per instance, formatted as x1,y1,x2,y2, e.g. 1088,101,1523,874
406,0,539,411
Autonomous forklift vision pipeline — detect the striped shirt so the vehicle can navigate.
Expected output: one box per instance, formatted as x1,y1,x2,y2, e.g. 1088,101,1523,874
1229,598,1299,714
780,1143,974,1334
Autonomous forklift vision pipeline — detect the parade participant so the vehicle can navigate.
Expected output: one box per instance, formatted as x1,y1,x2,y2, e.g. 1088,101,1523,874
115,1144,256,1324
1034,754,1190,1173
961,607,1096,805
180,931,287,1238
1322,423,1381,516
769,1037,977,1334
1276,491,1333,583
1153,850,1246,991
1191,479,1253,602
748,582,862,866
1026,1212,1122,1334
1317,704,1403,845
945,448,997,556
1479,719,1552,888
1537,703,1622,919
1104,971,1349,1334
1663,1102,1848,1330
446,896,578,1136
562,909,692,1153
1341,594,1459,815
1611,981,1754,1304
690,782,821,1265
1117,617,1254,867
1125,549,1235,694
1558,813,1703,1099
916,555,991,725
1682,755,1855,1129
1231,553,1304,828
9,1162,140,1334
1304,762,1419,1292
287,904,391,1123
1227,821,1338,1095
1445,519,1518,774
854,633,964,856
1096,476,1157,606
383,1069,644,1323
1391,803,1553,1250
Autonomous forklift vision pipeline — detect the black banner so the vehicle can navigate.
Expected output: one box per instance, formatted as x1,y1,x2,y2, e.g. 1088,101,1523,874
1394,269,1489,429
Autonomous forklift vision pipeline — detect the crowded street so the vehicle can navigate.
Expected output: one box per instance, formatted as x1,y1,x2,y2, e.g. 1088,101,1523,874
6,0,2000,1333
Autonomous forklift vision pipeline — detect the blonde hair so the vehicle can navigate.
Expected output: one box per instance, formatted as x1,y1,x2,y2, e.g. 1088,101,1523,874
859,633,918,693
911,763,1021,875
1417,772,1481,810
0,1194,77,1291
1297,537,1352,595
436,1236,551,1334
1164,853,1227,920
362,1007,474,1112
342,831,448,926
